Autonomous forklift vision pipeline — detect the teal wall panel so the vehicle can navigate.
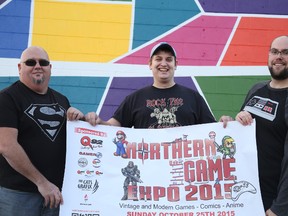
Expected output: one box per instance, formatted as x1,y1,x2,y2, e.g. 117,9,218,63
0,76,109,115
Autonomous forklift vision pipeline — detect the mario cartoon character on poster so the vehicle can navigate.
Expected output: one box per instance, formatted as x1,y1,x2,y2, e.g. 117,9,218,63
113,130,129,158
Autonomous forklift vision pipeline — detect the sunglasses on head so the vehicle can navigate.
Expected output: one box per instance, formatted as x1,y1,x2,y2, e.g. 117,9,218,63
22,59,50,67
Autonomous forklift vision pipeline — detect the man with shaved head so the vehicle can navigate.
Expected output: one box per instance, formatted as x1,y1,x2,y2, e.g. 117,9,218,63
0,46,84,216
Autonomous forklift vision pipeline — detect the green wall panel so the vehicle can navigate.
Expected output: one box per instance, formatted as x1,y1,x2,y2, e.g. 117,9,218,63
195,76,270,120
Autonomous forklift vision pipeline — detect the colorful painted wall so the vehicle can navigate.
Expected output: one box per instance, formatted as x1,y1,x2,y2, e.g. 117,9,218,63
0,0,287,120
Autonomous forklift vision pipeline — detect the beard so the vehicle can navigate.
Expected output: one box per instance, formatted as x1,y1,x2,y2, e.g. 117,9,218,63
268,66,288,80
33,76,45,85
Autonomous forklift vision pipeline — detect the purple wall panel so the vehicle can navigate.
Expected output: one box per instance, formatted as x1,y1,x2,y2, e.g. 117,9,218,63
199,0,288,15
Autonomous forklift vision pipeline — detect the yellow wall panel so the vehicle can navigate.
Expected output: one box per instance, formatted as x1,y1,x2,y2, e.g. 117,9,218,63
32,0,132,62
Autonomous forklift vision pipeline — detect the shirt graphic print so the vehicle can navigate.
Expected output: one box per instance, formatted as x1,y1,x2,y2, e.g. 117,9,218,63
25,103,66,141
147,97,183,128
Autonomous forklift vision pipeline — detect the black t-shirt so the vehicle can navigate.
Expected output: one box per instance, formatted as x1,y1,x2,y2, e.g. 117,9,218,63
0,81,70,192
113,84,216,128
241,81,288,212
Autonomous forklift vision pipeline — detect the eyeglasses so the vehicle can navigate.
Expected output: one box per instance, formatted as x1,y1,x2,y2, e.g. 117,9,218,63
22,59,50,67
269,49,288,57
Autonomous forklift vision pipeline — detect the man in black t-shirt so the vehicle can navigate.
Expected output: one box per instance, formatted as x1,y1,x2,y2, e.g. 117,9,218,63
235,35,288,216
84,42,221,128
0,46,85,216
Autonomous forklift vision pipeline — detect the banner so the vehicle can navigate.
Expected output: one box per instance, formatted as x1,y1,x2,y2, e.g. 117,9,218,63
60,121,265,216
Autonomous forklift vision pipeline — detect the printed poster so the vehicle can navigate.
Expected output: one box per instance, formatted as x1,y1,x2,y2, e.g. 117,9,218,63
60,121,265,216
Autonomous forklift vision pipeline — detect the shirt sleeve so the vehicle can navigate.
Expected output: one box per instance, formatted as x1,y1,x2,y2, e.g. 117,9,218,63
270,132,288,216
0,92,19,128
112,95,133,128
197,94,216,123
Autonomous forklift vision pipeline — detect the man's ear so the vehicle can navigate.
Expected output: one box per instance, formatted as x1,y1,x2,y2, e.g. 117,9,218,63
148,60,152,70
18,63,22,74
175,59,178,69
